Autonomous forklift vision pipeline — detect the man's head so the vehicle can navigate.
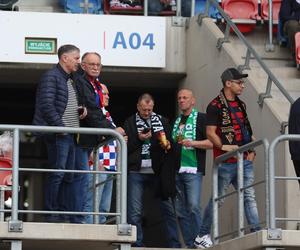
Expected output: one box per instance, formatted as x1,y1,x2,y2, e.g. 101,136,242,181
221,68,248,96
100,83,109,107
57,44,80,74
177,89,195,115
81,52,102,79
137,93,154,120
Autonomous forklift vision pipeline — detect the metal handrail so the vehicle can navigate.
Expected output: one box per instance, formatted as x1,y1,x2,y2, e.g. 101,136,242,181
212,139,269,244
0,124,128,227
198,0,294,107
268,134,300,229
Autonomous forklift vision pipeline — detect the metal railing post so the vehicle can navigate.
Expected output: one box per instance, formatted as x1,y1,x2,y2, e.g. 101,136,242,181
119,133,128,225
264,138,270,228
191,0,195,16
212,162,219,243
268,135,283,229
143,0,148,16
237,152,244,237
258,76,273,107
9,128,22,232
266,0,275,51
116,140,121,224
93,148,100,224
0,186,5,221
176,0,182,17
238,48,251,72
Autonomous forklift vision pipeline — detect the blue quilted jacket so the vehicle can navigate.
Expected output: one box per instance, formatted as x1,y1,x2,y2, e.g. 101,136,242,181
33,64,71,127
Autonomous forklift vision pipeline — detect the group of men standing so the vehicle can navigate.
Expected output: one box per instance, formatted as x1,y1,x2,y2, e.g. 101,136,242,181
33,44,261,248
33,44,125,224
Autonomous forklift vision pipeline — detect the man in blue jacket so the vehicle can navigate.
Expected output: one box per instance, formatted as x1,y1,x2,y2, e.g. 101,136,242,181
33,44,83,222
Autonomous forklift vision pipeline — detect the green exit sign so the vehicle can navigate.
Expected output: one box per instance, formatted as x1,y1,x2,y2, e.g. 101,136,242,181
25,37,57,54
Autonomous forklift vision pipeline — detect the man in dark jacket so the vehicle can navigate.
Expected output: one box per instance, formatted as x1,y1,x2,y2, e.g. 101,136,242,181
172,89,212,248
279,0,300,64
74,52,119,147
288,97,300,186
33,44,83,222
123,93,177,247
194,68,260,249
73,52,125,223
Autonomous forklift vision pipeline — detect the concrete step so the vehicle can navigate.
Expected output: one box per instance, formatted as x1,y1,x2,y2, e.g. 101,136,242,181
0,222,136,250
249,65,300,80
132,230,300,250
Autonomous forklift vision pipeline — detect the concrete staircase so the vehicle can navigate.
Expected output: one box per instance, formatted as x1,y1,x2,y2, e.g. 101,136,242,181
229,25,300,123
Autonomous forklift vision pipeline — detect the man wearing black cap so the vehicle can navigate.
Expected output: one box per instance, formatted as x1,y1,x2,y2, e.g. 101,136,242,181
194,68,261,249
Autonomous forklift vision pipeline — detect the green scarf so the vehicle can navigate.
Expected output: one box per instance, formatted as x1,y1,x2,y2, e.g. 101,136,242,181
172,109,198,174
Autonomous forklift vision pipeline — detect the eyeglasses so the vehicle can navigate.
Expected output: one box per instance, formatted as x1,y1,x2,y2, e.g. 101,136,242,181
231,80,245,85
82,62,102,68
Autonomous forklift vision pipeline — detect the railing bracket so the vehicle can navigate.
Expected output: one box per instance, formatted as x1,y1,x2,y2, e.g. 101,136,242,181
171,16,186,27
8,220,23,232
118,224,132,236
265,43,275,52
267,228,282,240
258,93,272,107
237,64,251,72
216,37,229,49
280,121,288,134
197,13,208,26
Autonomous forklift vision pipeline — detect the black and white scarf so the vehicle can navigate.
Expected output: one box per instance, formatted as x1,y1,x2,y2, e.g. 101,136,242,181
136,112,165,168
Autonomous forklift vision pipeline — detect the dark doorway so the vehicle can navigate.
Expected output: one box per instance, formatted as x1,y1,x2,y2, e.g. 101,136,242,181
107,86,177,126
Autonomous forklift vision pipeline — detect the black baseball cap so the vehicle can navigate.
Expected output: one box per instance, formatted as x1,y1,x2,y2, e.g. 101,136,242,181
221,68,248,84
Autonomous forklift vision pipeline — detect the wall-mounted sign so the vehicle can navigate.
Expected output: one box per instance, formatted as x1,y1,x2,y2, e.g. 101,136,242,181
0,12,166,68
25,37,57,54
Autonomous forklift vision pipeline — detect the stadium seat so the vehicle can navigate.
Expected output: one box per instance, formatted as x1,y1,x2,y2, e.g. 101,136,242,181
0,157,12,200
261,0,281,23
261,0,281,33
0,0,18,11
295,32,300,69
222,0,260,33
195,0,221,20
59,0,103,14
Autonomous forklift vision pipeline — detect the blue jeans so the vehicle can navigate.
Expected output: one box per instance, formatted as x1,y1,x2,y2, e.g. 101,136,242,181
175,172,203,247
44,134,75,222
127,172,180,248
64,146,89,223
199,160,261,236
85,173,113,224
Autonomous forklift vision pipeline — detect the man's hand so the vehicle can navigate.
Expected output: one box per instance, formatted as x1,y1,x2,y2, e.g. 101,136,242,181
115,127,126,136
180,139,194,148
221,144,239,152
138,130,152,141
79,106,87,120
159,139,171,152
246,151,256,161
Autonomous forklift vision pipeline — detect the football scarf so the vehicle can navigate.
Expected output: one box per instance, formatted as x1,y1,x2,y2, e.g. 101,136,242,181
172,109,198,174
136,112,164,168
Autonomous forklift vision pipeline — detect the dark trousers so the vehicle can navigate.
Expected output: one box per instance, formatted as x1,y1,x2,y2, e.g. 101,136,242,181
292,160,300,186
283,20,300,57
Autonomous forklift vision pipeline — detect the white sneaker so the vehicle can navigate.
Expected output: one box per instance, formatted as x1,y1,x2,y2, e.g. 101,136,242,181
194,234,213,249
